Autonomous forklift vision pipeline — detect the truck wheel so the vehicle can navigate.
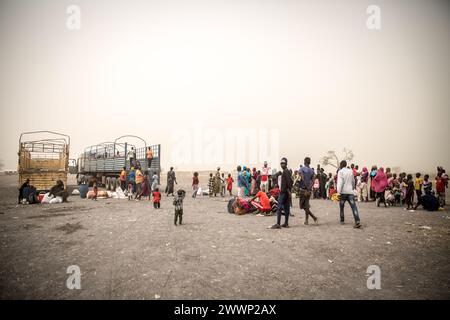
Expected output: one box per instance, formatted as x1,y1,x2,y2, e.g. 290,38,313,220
111,178,117,191
105,177,111,191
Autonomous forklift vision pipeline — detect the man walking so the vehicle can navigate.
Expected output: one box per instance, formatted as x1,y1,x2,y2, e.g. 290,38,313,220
271,158,293,229
298,157,319,225
337,160,362,228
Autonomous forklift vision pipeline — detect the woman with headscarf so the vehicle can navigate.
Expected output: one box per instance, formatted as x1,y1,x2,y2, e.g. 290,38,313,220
359,167,369,202
137,170,151,200
369,165,378,201
372,167,388,207
242,170,248,196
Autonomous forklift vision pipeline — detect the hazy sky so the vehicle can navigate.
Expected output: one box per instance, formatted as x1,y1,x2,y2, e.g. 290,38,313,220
0,0,449,172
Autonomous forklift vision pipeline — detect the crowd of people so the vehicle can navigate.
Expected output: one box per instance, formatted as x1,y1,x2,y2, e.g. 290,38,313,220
18,154,449,229
202,159,449,229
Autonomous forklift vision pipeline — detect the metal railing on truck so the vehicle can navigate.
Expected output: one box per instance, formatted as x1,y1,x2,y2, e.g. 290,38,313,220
78,138,160,176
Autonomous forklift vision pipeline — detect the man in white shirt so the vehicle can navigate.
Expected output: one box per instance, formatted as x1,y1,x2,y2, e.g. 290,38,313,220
260,161,270,192
337,160,361,228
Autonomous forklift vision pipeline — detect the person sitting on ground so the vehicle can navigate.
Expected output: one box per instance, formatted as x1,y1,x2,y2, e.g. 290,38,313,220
49,180,69,202
18,179,30,204
249,190,272,215
386,189,395,206
21,183,38,204
413,192,442,212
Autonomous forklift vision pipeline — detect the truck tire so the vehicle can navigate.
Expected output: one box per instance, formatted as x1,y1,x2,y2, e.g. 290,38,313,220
111,177,117,191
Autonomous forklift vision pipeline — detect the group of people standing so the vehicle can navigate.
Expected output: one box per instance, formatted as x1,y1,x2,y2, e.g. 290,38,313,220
267,157,361,229
118,166,160,204
226,159,448,230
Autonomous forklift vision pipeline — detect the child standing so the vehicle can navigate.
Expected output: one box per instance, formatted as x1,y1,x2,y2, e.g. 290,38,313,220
405,174,415,210
221,173,226,197
414,173,423,202
423,174,432,195
173,189,186,226
192,172,199,198
127,181,133,201
152,187,161,209
313,177,320,199
226,173,234,196
436,172,446,207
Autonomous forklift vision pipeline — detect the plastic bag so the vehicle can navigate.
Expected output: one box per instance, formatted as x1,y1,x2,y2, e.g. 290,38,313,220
49,196,63,204
115,187,126,199
41,193,54,204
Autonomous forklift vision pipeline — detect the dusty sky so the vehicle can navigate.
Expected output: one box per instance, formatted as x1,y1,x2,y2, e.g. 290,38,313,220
0,0,449,173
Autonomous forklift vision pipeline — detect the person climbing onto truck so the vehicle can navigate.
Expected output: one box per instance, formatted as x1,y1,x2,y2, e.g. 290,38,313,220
146,147,154,170
119,166,127,191
127,147,136,168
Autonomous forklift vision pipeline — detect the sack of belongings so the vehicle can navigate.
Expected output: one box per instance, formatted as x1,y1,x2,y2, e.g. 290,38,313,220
227,198,236,213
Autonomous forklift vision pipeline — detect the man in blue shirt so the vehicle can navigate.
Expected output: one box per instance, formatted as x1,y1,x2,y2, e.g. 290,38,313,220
298,157,319,225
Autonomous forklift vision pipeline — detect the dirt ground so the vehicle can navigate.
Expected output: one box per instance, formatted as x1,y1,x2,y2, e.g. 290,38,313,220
0,173,449,300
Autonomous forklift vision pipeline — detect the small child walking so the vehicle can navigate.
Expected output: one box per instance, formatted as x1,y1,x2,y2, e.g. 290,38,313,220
173,189,186,226
152,187,161,209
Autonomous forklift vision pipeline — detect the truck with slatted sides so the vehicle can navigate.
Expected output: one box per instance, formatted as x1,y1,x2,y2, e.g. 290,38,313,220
18,131,70,192
75,135,161,190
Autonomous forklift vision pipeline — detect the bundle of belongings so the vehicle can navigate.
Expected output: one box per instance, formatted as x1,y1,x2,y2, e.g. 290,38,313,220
227,188,279,216
331,193,340,202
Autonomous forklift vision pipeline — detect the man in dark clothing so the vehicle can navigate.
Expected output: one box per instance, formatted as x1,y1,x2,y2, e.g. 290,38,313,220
319,168,327,199
299,157,319,225
49,180,69,202
18,179,30,204
413,193,441,212
271,158,293,229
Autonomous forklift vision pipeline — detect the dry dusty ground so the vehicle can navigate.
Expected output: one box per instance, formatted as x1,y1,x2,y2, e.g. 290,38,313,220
0,173,449,300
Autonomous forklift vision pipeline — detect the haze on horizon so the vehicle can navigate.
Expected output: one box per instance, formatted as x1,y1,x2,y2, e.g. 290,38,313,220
0,0,449,174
